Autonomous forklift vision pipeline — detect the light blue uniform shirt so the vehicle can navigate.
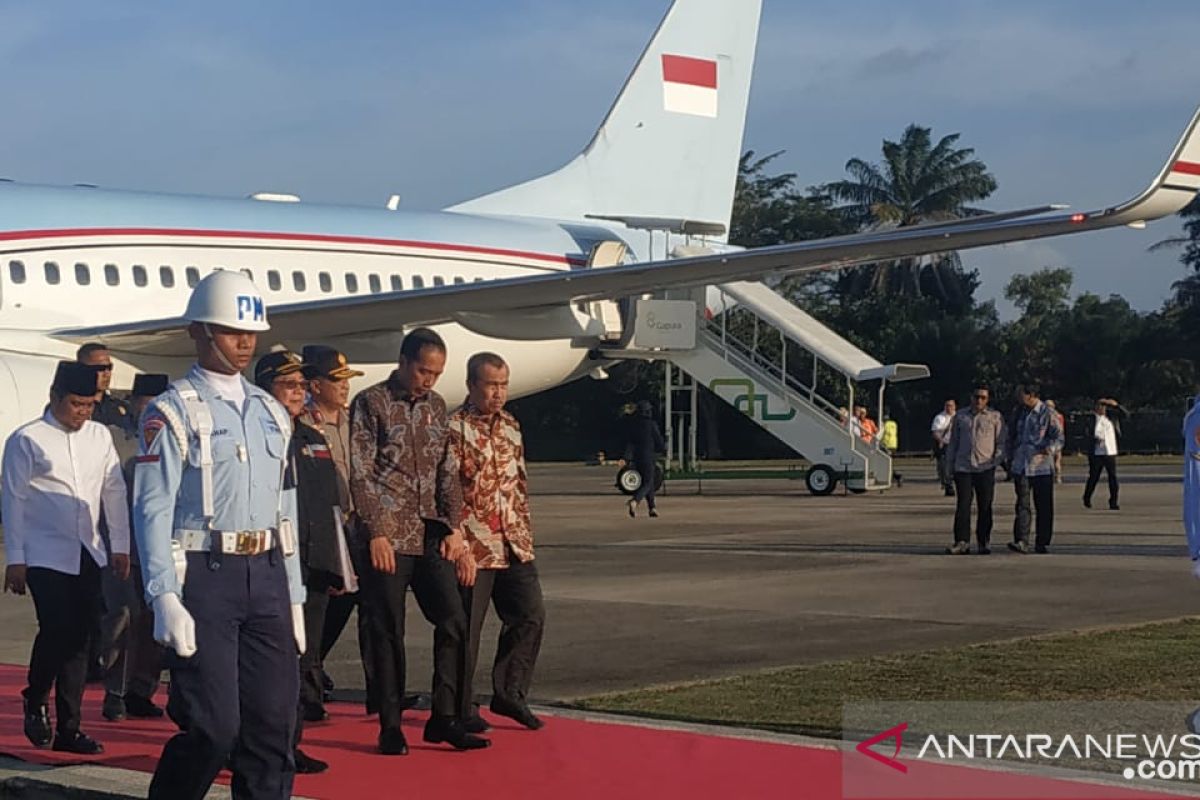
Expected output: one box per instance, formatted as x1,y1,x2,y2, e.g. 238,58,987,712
132,365,303,605
1184,399,1200,560
1010,400,1063,477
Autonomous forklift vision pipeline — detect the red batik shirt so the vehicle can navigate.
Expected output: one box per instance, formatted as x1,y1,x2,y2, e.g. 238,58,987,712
448,404,533,569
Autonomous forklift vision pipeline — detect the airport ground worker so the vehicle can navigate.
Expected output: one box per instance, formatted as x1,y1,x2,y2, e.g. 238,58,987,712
133,271,305,800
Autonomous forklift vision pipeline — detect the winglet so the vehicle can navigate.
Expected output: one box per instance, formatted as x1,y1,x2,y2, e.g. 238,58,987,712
1104,106,1200,224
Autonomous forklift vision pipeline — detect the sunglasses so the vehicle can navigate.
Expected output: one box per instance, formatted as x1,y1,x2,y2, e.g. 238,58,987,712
92,364,114,372
973,394,989,400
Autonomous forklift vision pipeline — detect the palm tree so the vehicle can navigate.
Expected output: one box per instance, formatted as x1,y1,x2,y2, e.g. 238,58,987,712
825,124,997,305
1149,196,1200,309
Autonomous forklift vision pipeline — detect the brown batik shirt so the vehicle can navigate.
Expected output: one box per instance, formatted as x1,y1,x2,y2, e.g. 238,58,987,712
349,372,464,556
448,403,533,569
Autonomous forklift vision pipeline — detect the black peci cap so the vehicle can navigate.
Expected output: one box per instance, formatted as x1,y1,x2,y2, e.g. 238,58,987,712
131,373,170,398
52,361,99,396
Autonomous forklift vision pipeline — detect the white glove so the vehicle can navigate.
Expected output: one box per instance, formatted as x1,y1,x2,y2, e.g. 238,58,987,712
152,593,197,658
1192,561,1200,580
292,603,306,655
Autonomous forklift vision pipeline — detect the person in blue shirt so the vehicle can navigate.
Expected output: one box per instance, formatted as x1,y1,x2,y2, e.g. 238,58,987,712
132,271,304,800
1183,398,1200,734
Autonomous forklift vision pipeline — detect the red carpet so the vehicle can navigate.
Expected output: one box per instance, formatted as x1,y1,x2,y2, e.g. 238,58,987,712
0,665,1190,799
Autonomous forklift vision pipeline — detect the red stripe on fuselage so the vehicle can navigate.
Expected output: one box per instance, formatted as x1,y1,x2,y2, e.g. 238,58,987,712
661,54,717,89
1173,160,1200,176
0,227,584,266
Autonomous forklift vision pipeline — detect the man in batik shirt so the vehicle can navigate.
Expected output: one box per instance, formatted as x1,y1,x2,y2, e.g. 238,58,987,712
349,328,488,755
450,352,545,731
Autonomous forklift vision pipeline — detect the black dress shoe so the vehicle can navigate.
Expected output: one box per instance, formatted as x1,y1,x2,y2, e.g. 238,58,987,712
124,694,164,719
423,717,491,750
302,704,330,723
401,694,423,711
23,696,52,748
52,730,104,755
378,727,409,756
462,714,491,734
490,698,544,730
102,692,126,722
1034,545,1049,554
295,748,329,774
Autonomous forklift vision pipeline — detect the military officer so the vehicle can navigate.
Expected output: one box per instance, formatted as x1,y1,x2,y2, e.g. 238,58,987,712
100,373,170,722
132,271,305,800
77,343,133,431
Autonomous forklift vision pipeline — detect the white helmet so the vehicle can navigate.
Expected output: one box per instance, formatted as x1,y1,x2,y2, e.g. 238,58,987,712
184,270,270,332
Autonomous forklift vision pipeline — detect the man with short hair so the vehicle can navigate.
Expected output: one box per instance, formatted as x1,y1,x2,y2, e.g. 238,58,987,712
945,386,1006,555
450,353,546,732
100,373,169,723
2,361,130,754
1083,398,1127,511
1007,383,1064,554
931,399,956,496
77,343,132,431
78,342,133,682
350,327,488,755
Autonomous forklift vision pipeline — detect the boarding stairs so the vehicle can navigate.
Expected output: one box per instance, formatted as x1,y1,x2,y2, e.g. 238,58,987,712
599,278,928,495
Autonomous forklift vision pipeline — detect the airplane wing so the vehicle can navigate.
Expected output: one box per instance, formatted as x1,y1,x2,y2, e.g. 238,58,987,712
55,106,1200,358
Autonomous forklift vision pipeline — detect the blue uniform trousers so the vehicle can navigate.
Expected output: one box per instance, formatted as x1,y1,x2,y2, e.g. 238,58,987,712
149,551,298,800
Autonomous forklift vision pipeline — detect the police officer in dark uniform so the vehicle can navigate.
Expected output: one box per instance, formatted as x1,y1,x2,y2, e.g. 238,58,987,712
77,342,133,682
77,343,132,431
255,350,350,775
100,373,169,722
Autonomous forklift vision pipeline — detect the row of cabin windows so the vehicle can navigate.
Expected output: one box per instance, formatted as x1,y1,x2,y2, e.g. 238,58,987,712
5,260,482,293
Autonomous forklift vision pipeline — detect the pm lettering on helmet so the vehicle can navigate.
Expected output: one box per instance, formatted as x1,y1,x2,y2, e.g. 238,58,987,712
236,294,265,323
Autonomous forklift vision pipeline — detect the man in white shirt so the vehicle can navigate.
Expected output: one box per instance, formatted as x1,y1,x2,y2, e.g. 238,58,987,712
931,399,956,497
1,361,130,755
1083,397,1127,511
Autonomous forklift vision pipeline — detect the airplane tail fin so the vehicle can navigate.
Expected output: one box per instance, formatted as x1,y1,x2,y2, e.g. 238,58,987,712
449,0,763,239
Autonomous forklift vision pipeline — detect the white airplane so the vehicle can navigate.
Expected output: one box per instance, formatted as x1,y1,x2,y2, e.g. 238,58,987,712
0,0,1197,449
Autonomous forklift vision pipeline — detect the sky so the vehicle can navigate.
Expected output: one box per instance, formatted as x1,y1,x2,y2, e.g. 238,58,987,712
2,0,1199,318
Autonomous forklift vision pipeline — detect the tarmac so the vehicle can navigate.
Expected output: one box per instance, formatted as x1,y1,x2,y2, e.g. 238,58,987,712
0,458,1192,797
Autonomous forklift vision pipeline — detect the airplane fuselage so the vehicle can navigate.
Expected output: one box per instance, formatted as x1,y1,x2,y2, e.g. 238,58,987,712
0,181,637,439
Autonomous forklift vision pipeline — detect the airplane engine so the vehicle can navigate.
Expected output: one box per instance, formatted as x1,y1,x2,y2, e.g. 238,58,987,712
0,352,66,447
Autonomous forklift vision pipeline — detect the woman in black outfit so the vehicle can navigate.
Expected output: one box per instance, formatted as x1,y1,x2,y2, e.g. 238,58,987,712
624,400,665,518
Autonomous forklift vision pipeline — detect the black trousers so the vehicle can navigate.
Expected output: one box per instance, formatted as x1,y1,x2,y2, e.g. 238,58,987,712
1013,473,1055,548
1084,455,1119,507
25,549,102,735
952,469,996,545
320,590,376,713
101,563,163,700
458,557,545,719
298,587,330,713
633,458,657,508
935,446,953,490
149,552,298,800
362,528,469,732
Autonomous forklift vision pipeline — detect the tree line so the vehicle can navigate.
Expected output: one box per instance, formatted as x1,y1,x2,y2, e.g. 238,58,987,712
511,127,1200,461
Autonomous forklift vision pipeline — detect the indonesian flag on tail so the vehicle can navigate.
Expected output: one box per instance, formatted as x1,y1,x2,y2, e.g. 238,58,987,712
662,54,718,118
